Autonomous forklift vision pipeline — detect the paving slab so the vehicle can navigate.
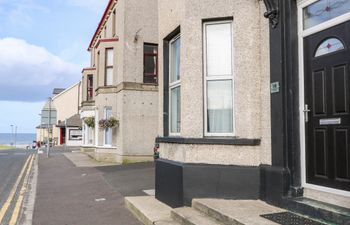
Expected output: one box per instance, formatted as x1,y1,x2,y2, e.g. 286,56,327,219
63,152,119,167
33,154,142,225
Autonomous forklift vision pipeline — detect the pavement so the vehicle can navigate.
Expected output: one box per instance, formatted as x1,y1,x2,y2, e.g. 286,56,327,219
63,152,119,167
33,149,155,225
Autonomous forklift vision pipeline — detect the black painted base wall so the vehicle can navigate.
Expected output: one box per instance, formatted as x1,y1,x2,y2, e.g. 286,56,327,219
155,160,184,207
155,159,261,207
260,164,291,206
156,159,292,208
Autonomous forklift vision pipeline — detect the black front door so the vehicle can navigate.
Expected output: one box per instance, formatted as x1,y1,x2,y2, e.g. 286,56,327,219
304,21,350,191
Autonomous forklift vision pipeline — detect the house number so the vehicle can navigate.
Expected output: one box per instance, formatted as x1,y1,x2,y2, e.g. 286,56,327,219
270,82,280,94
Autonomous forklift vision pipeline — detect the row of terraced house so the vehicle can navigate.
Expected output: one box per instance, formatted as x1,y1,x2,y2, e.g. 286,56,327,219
76,0,350,223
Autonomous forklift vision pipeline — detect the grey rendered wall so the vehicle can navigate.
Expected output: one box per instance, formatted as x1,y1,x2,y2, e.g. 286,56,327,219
158,0,271,165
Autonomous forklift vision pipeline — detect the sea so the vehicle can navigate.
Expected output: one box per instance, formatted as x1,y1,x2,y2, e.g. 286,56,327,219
0,133,36,146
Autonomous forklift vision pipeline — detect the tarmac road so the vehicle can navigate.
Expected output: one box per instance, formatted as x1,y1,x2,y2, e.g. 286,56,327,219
0,148,35,225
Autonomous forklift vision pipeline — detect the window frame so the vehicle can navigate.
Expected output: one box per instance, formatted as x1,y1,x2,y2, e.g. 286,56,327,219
112,10,116,37
203,20,235,137
104,48,114,86
87,74,93,101
69,129,82,141
103,107,113,146
143,43,159,84
169,34,181,136
97,51,100,86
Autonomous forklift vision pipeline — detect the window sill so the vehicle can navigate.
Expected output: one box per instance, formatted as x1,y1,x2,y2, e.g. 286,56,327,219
155,136,260,146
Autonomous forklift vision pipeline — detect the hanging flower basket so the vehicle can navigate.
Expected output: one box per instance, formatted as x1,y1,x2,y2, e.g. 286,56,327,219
84,117,95,128
99,117,119,129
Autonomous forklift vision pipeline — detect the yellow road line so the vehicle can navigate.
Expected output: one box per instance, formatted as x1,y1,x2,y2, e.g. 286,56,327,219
9,154,35,225
0,154,32,224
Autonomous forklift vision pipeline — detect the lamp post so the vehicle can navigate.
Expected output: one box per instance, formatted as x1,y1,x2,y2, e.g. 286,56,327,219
38,114,42,142
47,97,52,158
10,124,14,146
14,126,17,148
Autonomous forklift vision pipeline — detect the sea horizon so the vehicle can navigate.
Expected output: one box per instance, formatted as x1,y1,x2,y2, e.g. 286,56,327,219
0,133,36,145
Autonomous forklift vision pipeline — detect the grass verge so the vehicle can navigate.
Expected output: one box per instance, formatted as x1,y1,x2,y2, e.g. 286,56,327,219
0,145,16,150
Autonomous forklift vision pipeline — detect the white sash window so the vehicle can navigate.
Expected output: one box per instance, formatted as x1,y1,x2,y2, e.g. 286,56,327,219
204,21,234,136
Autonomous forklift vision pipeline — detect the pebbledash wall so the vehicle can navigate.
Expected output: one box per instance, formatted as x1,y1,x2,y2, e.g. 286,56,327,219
155,0,272,207
81,0,159,163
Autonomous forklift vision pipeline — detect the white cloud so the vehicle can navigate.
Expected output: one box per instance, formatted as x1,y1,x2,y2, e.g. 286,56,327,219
0,0,49,27
66,0,109,11
0,38,81,101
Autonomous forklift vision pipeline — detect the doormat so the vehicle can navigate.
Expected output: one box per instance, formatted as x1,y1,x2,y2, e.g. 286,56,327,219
260,212,326,225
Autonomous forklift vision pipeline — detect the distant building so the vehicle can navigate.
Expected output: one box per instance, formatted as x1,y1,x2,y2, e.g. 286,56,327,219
36,82,82,146
52,88,65,96
36,99,57,143
56,114,82,146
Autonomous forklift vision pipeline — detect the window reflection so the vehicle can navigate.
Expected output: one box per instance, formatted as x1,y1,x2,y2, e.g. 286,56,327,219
303,0,350,29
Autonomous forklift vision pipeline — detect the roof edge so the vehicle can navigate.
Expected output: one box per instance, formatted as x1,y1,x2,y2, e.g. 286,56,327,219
81,67,96,73
88,0,116,50
51,82,80,101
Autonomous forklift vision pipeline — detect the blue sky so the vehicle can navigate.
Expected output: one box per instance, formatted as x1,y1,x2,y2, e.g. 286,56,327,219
0,0,109,133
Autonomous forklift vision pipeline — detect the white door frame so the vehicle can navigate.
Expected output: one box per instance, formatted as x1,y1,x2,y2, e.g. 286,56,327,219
297,0,350,197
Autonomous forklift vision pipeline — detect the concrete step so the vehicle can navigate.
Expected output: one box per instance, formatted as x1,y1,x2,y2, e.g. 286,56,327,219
171,207,224,225
125,196,180,225
192,199,284,225
286,197,350,225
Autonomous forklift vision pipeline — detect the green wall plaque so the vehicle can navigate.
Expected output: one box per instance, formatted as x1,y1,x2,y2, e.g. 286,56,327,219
271,82,280,94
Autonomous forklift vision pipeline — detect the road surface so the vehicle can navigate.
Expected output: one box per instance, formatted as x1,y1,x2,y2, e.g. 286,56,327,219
0,149,35,225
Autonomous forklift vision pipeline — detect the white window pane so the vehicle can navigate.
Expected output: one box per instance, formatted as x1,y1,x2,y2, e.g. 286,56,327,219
170,86,181,133
105,108,112,118
106,49,113,66
206,23,232,76
105,128,112,145
104,108,112,145
88,127,94,144
106,68,113,85
207,80,233,133
170,37,180,82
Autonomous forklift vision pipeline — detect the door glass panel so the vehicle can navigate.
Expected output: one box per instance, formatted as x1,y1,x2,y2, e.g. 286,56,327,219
315,38,345,57
303,0,350,29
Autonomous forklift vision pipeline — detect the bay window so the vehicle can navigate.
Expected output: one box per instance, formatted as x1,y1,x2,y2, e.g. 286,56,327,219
204,21,234,136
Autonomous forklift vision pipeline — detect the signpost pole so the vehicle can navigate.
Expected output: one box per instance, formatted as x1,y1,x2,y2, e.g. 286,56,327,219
47,97,52,158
